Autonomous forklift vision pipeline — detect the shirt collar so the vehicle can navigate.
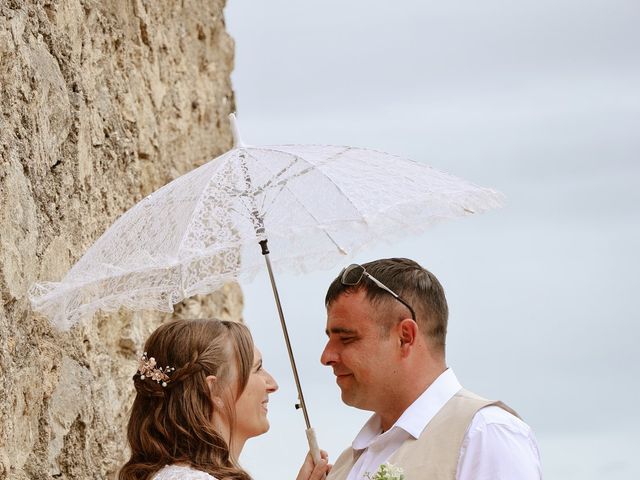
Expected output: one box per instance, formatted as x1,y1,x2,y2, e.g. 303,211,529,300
395,368,462,438
351,368,462,450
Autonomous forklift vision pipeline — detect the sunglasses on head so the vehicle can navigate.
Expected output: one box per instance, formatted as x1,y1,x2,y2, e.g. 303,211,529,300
340,263,416,321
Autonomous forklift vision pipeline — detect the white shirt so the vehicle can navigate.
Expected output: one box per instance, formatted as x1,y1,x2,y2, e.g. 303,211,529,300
152,465,217,480
346,369,542,480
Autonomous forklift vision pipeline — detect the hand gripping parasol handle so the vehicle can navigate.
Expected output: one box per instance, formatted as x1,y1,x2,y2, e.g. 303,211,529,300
259,240,324,470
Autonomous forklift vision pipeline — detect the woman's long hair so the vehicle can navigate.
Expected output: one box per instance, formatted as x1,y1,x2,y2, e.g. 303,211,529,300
119,319,254,480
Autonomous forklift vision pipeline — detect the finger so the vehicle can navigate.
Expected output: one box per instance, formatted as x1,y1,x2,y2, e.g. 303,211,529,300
310,458,329,480
296,452,320,480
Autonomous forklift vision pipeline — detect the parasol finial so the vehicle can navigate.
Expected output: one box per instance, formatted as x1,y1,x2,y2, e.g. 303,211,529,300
229,112,245,148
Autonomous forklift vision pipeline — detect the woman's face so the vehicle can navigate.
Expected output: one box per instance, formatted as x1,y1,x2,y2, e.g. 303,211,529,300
234,347,278,441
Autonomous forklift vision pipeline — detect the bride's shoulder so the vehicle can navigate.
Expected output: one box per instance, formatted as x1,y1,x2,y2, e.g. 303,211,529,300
152,464,217,480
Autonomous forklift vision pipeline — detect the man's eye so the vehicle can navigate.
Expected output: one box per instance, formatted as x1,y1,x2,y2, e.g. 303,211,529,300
340,337,355,344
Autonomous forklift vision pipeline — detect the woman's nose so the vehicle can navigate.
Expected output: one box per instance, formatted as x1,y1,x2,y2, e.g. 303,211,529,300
265,370,278,392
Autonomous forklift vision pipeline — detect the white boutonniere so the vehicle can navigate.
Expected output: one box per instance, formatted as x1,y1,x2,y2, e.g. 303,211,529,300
364,462,405,480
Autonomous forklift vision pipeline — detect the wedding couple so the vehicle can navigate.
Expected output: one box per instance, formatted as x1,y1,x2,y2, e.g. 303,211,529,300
119,258,542,480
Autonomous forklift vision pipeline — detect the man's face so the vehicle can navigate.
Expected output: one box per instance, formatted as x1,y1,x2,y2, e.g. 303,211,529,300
321,289,399,412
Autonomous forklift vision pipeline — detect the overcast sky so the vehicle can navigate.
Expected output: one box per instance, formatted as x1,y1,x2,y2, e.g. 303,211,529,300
224,1,640,479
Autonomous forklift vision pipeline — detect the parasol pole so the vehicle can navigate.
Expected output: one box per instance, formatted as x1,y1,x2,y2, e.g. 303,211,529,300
258,239,322,465
230,113,322,465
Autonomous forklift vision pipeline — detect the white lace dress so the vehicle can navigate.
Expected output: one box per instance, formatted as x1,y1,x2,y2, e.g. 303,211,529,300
152,465,217,479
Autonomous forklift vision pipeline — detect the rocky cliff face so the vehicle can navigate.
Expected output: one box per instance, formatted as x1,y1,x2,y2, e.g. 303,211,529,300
0,1,241,478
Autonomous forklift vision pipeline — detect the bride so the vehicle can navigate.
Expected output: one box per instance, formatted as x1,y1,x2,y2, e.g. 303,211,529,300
119,318,329,480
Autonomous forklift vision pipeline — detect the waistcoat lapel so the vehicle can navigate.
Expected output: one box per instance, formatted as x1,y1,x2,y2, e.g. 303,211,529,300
372,389,517,480
327,447,360,480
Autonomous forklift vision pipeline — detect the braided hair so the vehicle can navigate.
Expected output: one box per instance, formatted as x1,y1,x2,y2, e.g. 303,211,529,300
119,319,253,480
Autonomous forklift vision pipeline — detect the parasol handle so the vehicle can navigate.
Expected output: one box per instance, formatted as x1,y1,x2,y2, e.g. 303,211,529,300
305,427,322,464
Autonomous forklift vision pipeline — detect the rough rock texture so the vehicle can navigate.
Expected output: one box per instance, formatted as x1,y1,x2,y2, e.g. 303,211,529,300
0,1,241,478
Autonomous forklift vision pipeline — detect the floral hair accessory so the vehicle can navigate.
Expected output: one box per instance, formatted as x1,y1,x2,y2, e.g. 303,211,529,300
365,463,405,480
138,352,176,387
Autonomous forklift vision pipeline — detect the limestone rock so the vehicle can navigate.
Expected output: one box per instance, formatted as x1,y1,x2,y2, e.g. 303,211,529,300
0,1,239,478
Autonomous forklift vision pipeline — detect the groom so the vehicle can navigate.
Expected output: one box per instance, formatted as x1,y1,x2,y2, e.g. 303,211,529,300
321,258,541,479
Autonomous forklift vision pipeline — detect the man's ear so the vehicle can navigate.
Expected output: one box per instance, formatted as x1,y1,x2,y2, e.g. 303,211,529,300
398,318,418,356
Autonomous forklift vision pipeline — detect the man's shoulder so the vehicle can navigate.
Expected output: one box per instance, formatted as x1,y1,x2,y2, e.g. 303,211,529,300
469,405,533,437
458,406,542,478
446,387,534,441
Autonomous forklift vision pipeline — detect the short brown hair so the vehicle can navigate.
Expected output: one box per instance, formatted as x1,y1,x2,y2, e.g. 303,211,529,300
325,258,448,349
119,319,253,480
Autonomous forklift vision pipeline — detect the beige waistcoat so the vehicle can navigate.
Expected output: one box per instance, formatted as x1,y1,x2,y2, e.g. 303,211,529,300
327,389,519,480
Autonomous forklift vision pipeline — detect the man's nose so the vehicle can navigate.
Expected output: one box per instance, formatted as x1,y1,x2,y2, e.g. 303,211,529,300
320,342,337,366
